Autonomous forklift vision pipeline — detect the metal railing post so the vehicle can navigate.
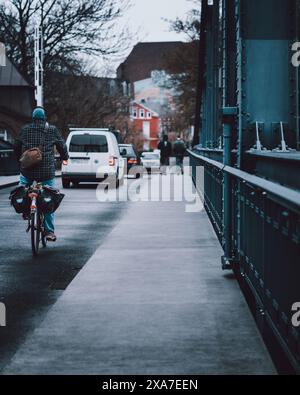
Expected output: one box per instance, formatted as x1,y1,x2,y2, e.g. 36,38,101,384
222,107,238,270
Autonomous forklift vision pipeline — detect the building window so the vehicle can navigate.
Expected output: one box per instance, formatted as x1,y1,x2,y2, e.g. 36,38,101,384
140,109,145,118
147,112,151,119
133,108,137,118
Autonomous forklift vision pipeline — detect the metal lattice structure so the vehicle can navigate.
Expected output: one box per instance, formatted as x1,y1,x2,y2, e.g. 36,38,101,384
189,0,300,373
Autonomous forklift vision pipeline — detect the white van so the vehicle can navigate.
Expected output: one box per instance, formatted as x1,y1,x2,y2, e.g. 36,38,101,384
62,128,124,188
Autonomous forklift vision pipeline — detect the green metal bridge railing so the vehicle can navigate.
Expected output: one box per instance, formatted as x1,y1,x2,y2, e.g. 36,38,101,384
188,148,300,373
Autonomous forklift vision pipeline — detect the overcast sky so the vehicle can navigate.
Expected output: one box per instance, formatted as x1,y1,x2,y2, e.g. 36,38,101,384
94,0,197,76
125,0,194,42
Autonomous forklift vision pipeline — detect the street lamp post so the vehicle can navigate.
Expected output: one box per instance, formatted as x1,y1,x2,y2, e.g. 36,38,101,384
34,24,44,107
34,1,44,108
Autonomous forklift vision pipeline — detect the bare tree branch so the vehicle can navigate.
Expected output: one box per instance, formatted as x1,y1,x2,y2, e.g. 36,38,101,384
0,0,132,78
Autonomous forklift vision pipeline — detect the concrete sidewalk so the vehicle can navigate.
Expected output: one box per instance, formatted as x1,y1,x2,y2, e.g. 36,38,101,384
3,175,276,375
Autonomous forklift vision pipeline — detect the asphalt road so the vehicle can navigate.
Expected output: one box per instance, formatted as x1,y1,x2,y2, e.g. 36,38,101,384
0,180,129,372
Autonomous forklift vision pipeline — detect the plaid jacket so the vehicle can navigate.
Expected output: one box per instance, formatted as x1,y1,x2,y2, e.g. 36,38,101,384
14,120,69,182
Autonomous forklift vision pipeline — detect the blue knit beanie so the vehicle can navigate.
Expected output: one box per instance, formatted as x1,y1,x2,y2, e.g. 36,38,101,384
32,107,46,120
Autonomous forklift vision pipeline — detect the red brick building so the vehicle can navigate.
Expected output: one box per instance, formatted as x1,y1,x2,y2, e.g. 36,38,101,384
118,42,197,148
130,101,160,151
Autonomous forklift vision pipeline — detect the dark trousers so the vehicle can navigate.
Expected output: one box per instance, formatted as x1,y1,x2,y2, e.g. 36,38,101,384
160,156,170,166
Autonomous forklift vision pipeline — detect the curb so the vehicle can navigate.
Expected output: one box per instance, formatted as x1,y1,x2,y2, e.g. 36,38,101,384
0,174,62,190
0,180,19,190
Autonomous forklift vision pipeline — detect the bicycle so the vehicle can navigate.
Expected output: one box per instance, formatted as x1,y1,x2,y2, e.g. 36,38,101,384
26,181,47,256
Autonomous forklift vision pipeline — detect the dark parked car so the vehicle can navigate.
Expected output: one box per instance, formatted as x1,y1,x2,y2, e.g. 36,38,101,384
119,144,141,178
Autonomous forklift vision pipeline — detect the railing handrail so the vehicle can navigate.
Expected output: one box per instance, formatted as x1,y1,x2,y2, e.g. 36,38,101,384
188,149,300,212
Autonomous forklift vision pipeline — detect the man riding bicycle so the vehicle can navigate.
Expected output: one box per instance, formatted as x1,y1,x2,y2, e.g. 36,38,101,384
13,107,69,242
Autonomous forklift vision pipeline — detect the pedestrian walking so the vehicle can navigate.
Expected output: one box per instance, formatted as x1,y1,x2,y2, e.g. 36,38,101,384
158,135,172,167
173,136,186,174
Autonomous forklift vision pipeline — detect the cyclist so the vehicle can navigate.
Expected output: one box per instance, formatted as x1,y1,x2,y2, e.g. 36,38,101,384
13,107,69,242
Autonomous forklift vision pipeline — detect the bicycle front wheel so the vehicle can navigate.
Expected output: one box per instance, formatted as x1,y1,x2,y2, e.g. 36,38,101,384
31,211,41,256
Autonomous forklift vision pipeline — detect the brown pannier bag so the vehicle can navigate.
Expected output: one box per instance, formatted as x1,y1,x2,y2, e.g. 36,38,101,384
20,123,49,170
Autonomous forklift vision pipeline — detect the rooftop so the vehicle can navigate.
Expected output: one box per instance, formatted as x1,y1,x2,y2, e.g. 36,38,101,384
0,56,30,87
117,41,188,82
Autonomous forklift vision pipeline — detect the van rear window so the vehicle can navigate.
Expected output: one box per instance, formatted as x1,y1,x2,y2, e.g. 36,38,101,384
119,146,135,157
69,135,108,153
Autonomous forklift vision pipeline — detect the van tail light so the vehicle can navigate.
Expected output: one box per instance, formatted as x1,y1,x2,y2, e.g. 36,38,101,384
109,156,116,166
128,158,137,165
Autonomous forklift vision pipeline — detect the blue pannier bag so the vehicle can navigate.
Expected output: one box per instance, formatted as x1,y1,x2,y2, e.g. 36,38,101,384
9,186,30,214
38,186,65,214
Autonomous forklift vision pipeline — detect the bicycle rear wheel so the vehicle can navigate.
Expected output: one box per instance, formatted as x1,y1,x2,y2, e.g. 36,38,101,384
31,211,41,256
